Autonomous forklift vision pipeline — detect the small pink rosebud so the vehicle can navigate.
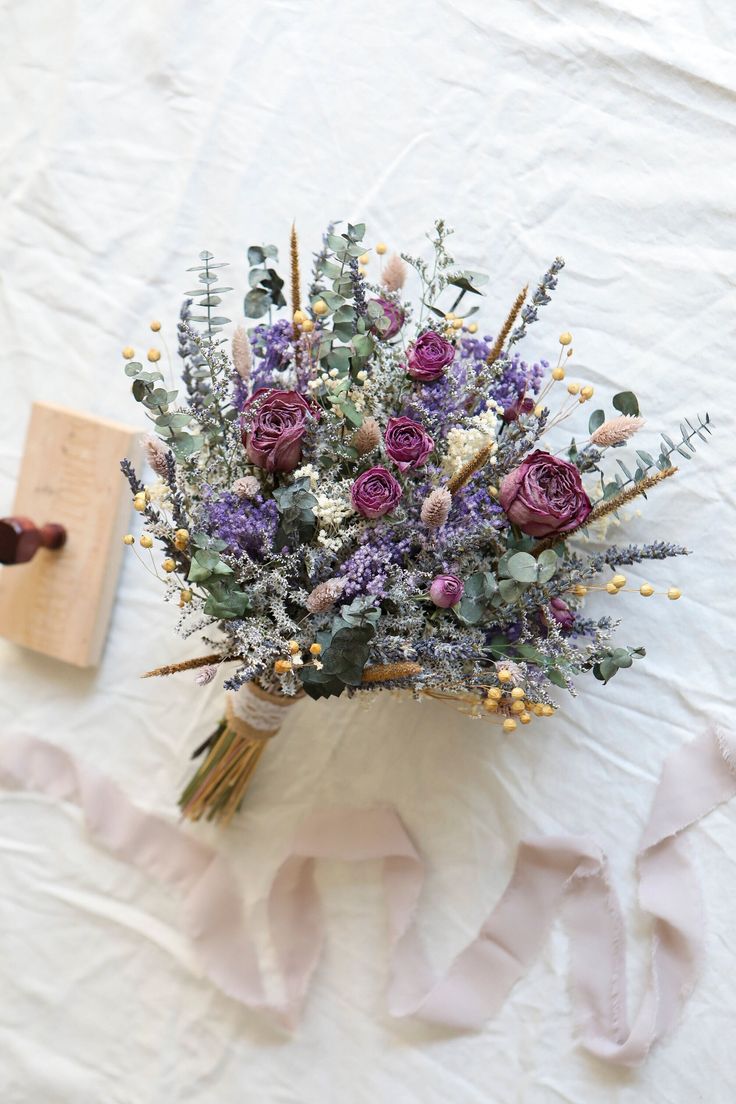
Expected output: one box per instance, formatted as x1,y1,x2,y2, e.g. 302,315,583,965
429,574,464,608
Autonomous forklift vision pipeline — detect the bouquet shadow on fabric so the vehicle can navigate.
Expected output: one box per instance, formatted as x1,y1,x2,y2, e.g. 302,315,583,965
120,221,711,824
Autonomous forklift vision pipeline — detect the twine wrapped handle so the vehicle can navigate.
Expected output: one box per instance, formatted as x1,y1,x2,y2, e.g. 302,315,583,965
226,682,298,741
180,683,303,825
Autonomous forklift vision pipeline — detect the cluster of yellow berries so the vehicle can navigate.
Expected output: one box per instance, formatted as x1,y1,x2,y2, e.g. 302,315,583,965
443,311,478,339
292,309,315,333
483,669,555,732
572,576,681,600
550,332,592,401
550,333,594,402
121,321,163,365
122,527,195,606
274,641,322,675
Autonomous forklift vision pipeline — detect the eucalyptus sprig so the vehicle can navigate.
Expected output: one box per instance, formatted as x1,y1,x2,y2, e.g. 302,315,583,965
123,357,202,461
184,251,232,338
244,244,286,320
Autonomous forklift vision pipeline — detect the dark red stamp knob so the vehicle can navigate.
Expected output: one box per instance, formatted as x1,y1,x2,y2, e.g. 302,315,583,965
0,516,67,565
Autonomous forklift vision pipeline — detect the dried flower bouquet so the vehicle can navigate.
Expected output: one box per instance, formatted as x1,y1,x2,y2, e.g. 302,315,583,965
120,221,711,822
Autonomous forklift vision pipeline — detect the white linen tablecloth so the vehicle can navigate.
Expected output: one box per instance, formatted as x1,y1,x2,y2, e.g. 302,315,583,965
1,1,735,1100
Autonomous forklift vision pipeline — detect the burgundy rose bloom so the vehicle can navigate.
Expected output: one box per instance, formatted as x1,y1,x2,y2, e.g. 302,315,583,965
547,596,575,631
368,298,404,340
384,416,434,472
499,450,592,538
241,388,314,473
351,466,403,519
502,395,536,423
429,574,464,608
407,330,455,382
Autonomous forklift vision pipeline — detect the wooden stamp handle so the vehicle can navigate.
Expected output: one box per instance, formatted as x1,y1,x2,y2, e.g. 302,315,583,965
0,516,67,565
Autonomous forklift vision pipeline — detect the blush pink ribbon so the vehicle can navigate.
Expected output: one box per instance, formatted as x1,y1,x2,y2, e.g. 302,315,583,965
1,727,734,1066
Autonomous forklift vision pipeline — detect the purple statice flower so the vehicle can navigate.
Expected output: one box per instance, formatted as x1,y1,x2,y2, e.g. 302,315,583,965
458,334,493,362
200,489,277,559
249,319,295,393
402,366,471,440
337,527,412,600
491,352,547,410
442,484,506,541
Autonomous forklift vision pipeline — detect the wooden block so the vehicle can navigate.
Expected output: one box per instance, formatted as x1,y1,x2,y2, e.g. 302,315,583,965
0,402,141,667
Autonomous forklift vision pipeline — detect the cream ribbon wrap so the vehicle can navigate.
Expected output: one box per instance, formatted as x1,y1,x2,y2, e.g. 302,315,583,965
226,682,300,740
1,725,734,1066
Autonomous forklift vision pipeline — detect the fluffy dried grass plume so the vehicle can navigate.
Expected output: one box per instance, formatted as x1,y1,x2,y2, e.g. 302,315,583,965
353,416,381,455
232,325,253,381
421,487,452,528
143,434,171,477
305,577,346,613
380,253,408,293
195,664,218,686
591,415,645,447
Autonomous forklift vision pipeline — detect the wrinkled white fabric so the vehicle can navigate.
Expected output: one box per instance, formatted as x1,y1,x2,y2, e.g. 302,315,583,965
1,0,735,1101
2,728,734,1069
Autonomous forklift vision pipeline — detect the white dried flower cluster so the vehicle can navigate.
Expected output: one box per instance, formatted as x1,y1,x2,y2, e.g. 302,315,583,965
293,463,319,489
315,486,355,551
442,402,503,477
145,480,171,505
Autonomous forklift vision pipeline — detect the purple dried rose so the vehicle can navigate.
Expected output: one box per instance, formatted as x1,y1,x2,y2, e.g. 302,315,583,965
429,573,464,608
368,298,404,340
547,596,575,631
350,466,403,519
241,388,315,473
406,330,456,382
499,450,592,538
384,416,434,472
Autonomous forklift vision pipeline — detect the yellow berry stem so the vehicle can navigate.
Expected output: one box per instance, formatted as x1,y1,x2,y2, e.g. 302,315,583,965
571,583,678,597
